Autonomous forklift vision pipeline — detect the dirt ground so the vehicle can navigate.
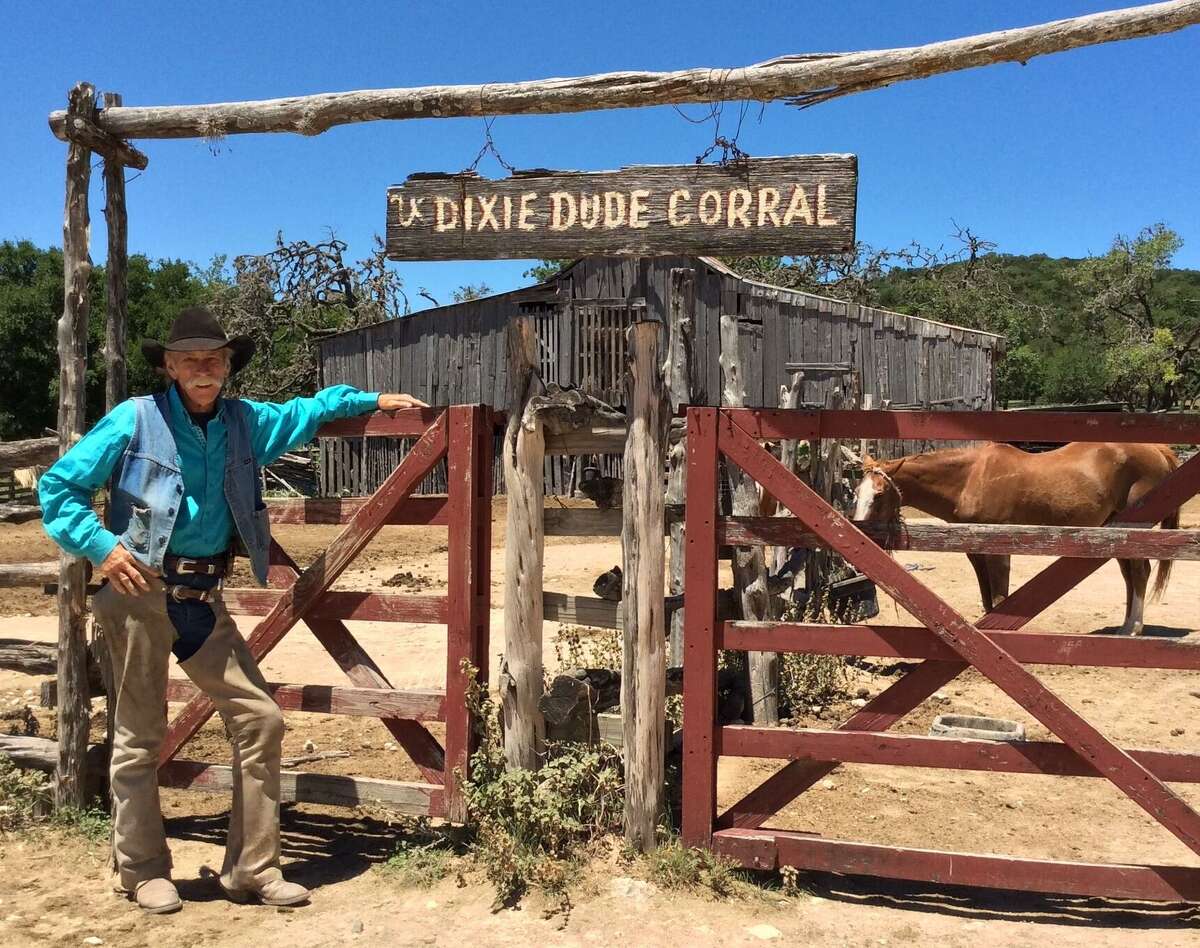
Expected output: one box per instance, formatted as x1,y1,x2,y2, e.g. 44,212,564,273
2,500,1200,945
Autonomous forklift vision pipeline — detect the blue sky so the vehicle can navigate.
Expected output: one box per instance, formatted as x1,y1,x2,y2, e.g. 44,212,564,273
3,1,1198,310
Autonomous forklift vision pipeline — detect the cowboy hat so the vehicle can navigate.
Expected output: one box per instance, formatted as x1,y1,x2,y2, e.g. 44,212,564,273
141,306,255,376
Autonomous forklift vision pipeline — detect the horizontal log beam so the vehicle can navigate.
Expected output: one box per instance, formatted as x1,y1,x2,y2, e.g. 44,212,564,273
221,588,448,624
0,504,42,525
542,505,683,537
721,622,1200,670
719,726,1200,782
720,519,1200,559
544,426,627,456
713,828,1200,902
163,678,446,720
47,3,1200,140
56,111,148,169
0,562,59,587
0,437,59,472
729,408,1200,444
267,496,449,525
159,760,442,815
542,591,621,629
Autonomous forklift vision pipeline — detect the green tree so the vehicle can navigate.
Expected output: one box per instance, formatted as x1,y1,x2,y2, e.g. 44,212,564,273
1068,224,1198,409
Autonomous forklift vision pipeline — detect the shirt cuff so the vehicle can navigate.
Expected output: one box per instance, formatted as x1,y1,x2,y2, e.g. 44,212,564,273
84,531,121,567
355,391,382,413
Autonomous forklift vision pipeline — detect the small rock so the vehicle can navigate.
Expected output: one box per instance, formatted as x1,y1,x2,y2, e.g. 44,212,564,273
424,899,438,909
384,742,398,752
303,739,316,754
83,939,104,946
933,692,950,704
855,687,870,699
821,780,836,790
851,698,867,708
1189,691,1200,700
1004,799,1024,810
609,876,656,901
1172,728,1186,737
747,924,782,940
5,914,22,922
351,920,364,935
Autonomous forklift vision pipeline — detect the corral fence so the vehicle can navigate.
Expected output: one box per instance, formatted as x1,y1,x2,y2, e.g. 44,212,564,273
682,406,1200,902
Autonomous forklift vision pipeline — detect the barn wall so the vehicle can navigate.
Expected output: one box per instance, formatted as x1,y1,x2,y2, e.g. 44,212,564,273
317,257,999,496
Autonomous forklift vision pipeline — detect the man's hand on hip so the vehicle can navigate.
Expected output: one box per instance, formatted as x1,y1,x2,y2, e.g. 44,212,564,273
96,543,159,597
377,393,428,411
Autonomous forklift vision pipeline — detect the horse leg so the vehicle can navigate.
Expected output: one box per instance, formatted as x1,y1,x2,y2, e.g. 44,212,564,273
1117,559,1136,635
1126,559,1151,637
967,553,994,612
987,554,1011,606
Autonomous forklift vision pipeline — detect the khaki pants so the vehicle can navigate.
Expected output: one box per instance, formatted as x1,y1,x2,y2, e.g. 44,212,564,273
92,578,285,893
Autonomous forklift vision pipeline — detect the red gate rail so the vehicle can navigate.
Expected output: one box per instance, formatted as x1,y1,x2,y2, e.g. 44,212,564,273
158,404,494,823
683,406,1200,903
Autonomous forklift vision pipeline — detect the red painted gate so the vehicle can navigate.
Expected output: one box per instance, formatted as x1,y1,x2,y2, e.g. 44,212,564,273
683,406,1200,901
158,404,493,822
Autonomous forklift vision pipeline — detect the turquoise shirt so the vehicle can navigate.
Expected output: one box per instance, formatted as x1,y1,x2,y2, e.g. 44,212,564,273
39,383,380,566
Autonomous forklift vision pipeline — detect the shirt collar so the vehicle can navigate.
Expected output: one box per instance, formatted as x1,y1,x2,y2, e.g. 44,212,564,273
167,383,226,427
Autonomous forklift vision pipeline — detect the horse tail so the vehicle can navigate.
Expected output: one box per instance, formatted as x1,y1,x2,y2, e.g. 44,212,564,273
1151,446,1181,603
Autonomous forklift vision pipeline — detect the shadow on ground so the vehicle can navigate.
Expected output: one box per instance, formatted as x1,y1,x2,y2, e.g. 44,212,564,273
794,871,1200,931
165,805,453,901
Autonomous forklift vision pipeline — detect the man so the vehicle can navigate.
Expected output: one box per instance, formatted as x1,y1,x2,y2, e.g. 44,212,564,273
39,306,425,914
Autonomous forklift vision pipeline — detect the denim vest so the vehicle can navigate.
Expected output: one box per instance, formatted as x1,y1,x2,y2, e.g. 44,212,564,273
107,392,271,585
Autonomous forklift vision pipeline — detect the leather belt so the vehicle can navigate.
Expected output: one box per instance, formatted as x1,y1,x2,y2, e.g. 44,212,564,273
167,584,219,603
163,551,231,577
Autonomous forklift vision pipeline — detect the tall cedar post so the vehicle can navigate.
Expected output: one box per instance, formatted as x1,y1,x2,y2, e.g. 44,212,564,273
718,314,779,725
103,92,129,410
55,82,95,808
501,316,545,770
665,269,693,667
622,320,667,850
98,90,130,790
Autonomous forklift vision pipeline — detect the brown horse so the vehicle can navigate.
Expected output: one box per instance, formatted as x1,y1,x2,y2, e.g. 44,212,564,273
851,442,1180,635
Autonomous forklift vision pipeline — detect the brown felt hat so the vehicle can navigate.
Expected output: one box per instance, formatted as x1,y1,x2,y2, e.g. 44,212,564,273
141,306,255,376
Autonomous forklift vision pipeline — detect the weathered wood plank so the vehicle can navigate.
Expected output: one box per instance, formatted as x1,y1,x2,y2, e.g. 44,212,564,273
387,159,856,260
682,408,721,848
159,760,442,816
221,589,448,624
720,726,1200,782
713,828,1200,903
721,622,1200,669
732,407,1200,444
720,519,1200,559
266,495,450,525
0,562,59,587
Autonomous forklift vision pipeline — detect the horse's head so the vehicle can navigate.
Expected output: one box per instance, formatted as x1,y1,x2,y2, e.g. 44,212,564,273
852,456,904,524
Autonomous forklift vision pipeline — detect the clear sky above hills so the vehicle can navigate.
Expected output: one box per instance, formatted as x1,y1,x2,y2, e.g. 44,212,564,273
3,1,1197,310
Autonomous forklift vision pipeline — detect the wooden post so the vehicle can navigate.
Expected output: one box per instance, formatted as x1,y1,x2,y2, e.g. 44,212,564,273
665,269,693,667
718,314,778,725
772,371,804,579
622,320,667,850
55,82,95,809
501,317,545,770
103,92,129,410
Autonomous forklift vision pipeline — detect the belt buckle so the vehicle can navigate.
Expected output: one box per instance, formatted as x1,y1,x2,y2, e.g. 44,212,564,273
169,584,188,602
179,557,215,575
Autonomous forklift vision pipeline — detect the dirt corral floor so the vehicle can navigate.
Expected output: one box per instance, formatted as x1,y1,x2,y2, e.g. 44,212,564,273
2,500,1200,945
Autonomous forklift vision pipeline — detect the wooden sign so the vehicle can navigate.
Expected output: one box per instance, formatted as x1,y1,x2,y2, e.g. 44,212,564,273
385,156,856,260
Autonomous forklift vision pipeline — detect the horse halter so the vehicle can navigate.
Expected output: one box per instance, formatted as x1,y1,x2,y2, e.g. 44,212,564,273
865,466,904,507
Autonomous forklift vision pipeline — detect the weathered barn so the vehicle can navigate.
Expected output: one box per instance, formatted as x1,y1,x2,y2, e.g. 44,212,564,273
316,255,1003,495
